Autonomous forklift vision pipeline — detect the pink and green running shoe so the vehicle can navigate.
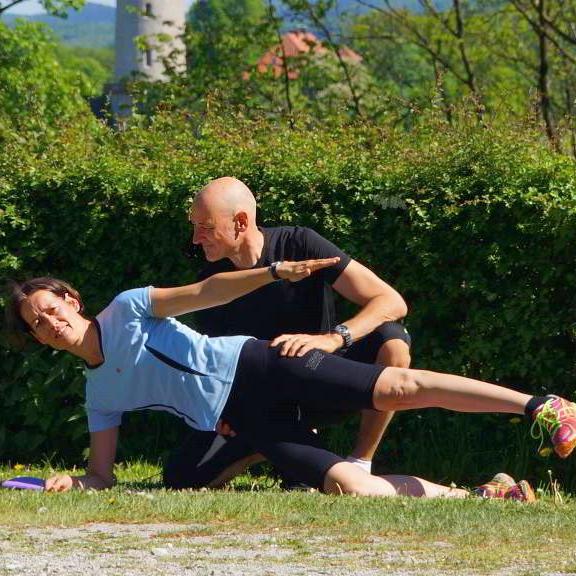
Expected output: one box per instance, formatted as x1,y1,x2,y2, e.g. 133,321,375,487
531,396,576,459
474,473,535,503
505,480,536,503
475,473,515,499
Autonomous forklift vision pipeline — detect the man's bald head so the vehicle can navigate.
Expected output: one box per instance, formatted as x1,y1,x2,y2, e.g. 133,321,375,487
193,177,257,220
188,177,260,263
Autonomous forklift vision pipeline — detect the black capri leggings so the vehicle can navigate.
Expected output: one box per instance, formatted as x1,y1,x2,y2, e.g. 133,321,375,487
220,339,384,489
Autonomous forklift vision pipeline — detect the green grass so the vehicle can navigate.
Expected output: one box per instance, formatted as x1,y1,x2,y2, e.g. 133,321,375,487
2,462,576,573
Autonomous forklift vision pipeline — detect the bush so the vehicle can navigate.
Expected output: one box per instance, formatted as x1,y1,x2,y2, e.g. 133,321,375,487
1,111,575,488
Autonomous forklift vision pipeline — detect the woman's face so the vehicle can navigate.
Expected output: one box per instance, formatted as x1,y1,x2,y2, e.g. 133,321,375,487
19,289,85,351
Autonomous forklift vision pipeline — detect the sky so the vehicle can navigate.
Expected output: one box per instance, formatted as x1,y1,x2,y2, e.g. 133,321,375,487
9,0,195,15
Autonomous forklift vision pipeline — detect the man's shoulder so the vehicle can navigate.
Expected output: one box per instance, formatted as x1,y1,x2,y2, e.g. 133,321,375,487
263,225,330,249
263,225,320,237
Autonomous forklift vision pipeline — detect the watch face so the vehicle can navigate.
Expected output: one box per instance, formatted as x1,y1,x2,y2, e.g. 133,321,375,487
335,325,352,348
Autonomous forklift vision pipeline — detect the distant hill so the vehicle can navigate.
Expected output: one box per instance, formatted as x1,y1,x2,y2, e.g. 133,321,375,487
4,2,115,47
3,0,452,49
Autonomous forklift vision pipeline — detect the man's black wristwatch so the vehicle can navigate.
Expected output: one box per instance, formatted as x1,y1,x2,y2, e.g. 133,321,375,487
333,324,353,350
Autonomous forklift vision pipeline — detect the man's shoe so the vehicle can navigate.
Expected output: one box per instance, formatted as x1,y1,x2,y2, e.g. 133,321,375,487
279,478,316,492
474,472,516,499
505,480,536,503
531,396,576,459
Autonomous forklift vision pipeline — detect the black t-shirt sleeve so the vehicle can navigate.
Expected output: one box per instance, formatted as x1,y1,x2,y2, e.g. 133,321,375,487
193,226,351,339
294,227,351,284
194,260,234,336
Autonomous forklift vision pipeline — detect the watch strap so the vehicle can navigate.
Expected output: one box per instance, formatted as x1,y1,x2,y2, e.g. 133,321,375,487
269,261,282,280
334,324,353,349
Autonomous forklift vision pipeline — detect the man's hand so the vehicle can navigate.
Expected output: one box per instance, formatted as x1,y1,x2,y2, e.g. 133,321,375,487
45,474,74,492
271,332,343,357
276,258,340,282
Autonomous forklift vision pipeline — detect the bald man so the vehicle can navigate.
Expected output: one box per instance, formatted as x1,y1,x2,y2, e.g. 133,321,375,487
163,177,411,489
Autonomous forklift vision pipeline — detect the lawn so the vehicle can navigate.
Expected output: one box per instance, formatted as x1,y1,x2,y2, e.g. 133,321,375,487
1,462,576,575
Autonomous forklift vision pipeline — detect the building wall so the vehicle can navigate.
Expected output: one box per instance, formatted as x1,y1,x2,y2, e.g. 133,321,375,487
115,0,186,82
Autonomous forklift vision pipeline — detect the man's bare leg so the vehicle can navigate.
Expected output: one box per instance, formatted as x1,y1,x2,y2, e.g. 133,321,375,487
350,339,411,464
207,453,266,488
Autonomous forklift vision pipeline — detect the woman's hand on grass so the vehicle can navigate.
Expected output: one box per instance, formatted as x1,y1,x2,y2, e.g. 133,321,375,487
45,474,74,492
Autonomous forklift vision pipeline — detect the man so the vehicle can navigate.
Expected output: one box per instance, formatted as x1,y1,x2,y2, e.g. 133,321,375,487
163,176,411,489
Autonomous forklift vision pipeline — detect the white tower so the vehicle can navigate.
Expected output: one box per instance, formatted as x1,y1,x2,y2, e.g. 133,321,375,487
111,0,186,117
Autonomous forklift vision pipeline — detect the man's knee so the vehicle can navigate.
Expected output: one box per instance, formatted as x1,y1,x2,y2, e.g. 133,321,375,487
376,339,411,368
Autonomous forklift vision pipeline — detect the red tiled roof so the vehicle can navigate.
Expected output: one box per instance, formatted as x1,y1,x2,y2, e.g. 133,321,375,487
256,30,362,79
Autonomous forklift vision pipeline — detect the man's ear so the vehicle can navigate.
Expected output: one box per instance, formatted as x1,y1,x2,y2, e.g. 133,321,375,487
63,293,81,312
234,211,249,232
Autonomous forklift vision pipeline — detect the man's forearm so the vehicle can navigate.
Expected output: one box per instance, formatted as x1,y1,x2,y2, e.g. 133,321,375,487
338,294,407,343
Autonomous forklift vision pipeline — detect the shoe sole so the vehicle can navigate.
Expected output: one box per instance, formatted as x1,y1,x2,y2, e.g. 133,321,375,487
555,437,576,459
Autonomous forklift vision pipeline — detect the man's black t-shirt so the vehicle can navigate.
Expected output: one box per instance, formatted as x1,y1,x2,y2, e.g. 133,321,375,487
195,227,351,339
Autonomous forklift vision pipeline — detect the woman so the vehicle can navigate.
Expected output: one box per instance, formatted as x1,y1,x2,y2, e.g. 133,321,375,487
7,259,575,498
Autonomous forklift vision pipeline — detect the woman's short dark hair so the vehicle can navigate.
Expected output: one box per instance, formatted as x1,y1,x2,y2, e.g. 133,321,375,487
5,277,84,335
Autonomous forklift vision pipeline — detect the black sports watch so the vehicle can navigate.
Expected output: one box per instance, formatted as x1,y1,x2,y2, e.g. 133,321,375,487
333,324,353,350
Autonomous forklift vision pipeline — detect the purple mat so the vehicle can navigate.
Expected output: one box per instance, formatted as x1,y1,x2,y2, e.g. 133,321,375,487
1,476,45,490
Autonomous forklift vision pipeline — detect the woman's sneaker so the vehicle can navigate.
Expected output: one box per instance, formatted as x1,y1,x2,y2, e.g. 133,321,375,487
474,473,516,499
475,473,536,503
531,396,576,459
505,480,536,503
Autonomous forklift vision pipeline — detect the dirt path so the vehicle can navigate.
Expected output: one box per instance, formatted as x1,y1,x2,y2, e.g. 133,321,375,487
0,523,573,576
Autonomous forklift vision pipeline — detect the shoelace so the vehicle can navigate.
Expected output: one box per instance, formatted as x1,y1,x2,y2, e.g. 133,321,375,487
478,481,509,497
530,399,561,451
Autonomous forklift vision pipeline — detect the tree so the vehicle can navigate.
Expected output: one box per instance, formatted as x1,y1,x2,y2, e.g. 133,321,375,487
0,0,84,17
505,0,576,151
54,45,114,96
0,21,94,137
353,0,487,120
187,0,273,86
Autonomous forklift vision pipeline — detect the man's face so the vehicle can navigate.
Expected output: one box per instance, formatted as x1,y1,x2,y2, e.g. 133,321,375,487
189,199,238,262
19,290,84,351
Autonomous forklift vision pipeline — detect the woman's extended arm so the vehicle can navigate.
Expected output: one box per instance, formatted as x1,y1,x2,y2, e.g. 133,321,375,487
151,258,339,318
45,427,118,492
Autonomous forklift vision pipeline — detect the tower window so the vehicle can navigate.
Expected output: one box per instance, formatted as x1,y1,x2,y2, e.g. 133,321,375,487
145,3,152,16
145,49,153,67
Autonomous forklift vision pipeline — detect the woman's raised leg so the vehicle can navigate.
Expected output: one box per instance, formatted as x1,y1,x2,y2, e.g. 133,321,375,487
372,367,531,414
371,367,576,458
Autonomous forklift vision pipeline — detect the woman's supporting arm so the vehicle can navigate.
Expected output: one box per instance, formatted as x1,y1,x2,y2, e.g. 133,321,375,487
45,427,119,492
151,258,339,318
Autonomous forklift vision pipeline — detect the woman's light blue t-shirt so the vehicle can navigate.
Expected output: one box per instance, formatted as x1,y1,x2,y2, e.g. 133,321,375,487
84,287,252,433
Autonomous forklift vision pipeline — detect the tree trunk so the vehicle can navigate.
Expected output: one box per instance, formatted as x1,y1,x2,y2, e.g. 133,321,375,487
452,0,484,120
536,0,559,150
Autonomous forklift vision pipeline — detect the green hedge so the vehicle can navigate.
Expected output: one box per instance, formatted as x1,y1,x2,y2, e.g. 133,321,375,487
1,113,575,488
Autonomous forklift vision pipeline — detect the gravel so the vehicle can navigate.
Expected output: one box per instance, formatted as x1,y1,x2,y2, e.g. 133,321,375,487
0,523,574,576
